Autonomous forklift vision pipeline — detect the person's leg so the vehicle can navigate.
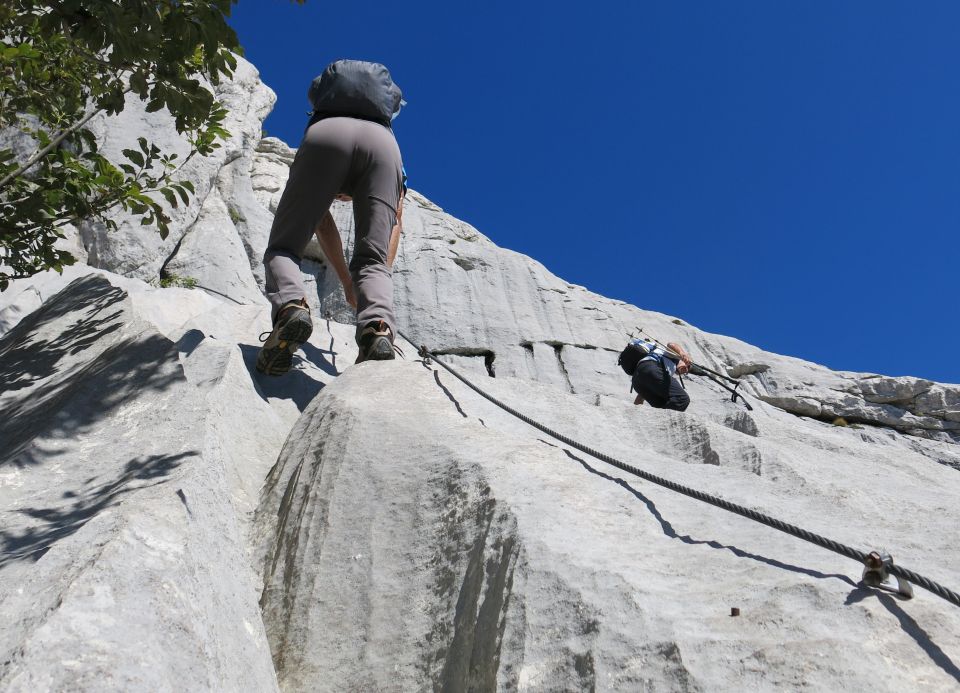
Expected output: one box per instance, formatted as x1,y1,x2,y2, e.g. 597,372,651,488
258,118,354,375
263,118,352,322
346,121,403,359
664,376,690,411
631,360,670,408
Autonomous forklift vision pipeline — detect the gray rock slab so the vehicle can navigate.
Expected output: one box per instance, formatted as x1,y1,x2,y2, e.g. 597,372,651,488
0,274,279,691
256,360,960,692
162,186,266,305
239,130,957,440
78,56,275,283
3,55,960,693
215,154,276,287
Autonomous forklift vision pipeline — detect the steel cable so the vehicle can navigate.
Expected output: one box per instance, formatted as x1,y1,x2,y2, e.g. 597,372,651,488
413,341,960,609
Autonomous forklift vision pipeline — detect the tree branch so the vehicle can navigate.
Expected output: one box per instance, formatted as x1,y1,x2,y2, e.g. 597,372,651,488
0,107,102,189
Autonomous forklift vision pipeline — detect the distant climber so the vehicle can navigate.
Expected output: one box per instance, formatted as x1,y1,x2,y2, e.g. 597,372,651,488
257,59,406,375
618,338,693,412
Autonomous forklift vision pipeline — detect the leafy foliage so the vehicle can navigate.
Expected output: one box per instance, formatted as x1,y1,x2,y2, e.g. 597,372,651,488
0,1,243,290
158,273,198,289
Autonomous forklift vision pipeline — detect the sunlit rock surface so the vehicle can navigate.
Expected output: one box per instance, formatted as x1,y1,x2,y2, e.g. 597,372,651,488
1,53,959,692
255,361,960,691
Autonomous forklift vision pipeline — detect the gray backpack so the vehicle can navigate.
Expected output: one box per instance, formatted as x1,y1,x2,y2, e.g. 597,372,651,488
308,60,403,127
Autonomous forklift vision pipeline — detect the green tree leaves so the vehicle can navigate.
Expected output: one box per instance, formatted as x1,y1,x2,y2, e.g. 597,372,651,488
0,1,247,290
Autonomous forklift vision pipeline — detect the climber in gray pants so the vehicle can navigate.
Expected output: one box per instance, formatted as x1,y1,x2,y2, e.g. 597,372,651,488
257,115,404,374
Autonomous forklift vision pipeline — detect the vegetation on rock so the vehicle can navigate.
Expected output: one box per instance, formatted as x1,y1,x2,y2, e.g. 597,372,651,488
0,1,248,290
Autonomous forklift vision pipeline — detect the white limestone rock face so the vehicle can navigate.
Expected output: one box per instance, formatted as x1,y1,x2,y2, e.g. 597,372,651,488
0,274,274,690
0,268,361,691
161,186,266,305
251,136,295,213
255,361,960,691
4,65,960,692
394,197,960,440
242,136,958,440
78,56,275,286
216,153,277,287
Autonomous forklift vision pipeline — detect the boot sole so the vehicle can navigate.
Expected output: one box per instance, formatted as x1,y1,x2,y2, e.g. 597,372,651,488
356,335,395,364
256,312,313,375
277,313,313,345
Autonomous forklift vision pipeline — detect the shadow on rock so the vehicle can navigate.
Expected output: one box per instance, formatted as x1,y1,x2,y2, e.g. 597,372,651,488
0,332,184,469
0,451,196,568
238,343,326,412
0,276,126,394
1,277,185,470
300,341,340,378
845,587,960,683
564,449,859,587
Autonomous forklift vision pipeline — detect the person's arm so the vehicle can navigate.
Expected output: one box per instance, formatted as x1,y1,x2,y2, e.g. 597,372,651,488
667,342,693,375
314,210,356,310
386,193,404,269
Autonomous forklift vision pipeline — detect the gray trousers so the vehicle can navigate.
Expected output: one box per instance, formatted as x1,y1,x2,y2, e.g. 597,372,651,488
263,116,403,338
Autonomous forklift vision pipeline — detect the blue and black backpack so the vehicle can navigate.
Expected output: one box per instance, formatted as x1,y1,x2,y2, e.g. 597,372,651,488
308,60,404,128
617,339,653,376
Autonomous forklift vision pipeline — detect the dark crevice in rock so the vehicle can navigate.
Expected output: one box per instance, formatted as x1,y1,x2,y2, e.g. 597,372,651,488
158,233,189,283
552,344,575,395
522,338,617,353
814,411,960,447
484,352,496,378
543,339,600,351
452,256,488,272
430,347,496,378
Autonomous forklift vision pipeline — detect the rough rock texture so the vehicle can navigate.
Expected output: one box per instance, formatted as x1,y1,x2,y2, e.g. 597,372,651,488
386,190,960,443
0,274,272,690
0,268,361,690
243,135,960,444
256,361,960,691
55,55,960,442
2,54,960,692
78,56,275,286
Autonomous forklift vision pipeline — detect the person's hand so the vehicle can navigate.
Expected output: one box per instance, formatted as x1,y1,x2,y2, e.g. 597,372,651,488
634,394,645,406
677,361,690,375
343,281,358,311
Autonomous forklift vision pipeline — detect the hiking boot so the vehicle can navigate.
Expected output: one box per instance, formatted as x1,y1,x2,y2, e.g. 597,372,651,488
256,299,313,376
355,320,395,364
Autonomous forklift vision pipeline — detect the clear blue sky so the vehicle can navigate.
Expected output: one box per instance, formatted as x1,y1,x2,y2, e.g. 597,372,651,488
230,1,959,384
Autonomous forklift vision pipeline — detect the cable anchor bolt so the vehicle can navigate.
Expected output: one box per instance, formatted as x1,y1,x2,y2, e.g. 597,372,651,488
861,551,913,600
418,345,432,364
